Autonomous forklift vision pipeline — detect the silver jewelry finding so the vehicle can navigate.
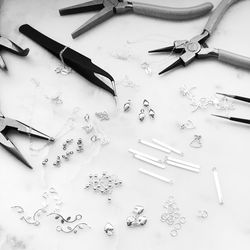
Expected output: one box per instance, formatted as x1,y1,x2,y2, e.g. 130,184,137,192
160,196,186,237
104,223,114,236
148,109,155,119
85,172,122,202
126,205,147,227
138,109,145,121
178,120,195,130
123,100,131,112
55,47,72,75
95,111,109,121
198,210,208,219
190,135,202,148
143,99,149,108
11,206,46,226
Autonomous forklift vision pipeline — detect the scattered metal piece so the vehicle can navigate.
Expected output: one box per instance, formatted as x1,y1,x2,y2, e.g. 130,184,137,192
104,223,114,236
212,167,224,205
190,135,202,148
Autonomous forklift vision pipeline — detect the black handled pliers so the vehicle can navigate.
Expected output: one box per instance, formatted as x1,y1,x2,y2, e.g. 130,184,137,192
149,0,250,74
59,0,213,38
0,112,54,169
0,35,29,71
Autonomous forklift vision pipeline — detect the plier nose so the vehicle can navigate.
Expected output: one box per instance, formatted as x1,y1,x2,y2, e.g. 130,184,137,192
0,115,54,169
0,36,29,70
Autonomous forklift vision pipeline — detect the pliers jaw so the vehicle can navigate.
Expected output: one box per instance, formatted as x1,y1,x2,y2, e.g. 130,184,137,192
149,31,211,74
0,36,29,70
0,116,54,169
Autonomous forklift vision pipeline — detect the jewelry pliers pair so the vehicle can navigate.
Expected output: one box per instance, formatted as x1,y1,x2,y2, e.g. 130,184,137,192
0,111,54,169
150,0,250,74
59,0,214,38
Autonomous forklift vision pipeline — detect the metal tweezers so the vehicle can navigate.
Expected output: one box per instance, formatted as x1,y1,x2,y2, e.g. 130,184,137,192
0,112,54,169
59,0,214,38
0,35,29,70
149,0,250,74
212,93,250,126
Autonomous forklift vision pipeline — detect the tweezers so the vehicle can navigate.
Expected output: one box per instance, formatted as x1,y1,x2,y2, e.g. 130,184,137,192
19,24,116,97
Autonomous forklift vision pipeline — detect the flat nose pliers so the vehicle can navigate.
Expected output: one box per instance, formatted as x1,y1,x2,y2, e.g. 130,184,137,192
59,0,214,38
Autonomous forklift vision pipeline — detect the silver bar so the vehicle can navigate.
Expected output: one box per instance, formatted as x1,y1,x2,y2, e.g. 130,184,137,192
166,160,200,173
134,155,166,169
138,139,171,153
152,138,183,156
138,168,173,184
212,167,224,205
128,148,161,163
167,156,200,169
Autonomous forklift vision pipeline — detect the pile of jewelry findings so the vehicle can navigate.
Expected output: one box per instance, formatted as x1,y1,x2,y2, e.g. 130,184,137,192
129,138,200,184
160,196,186,237
126,205,147,228
84,172,122,202
42,138,84,168
179,85,235,112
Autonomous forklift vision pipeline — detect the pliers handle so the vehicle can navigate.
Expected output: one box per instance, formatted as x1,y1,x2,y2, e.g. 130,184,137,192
198,47,250,70
117,1,214,20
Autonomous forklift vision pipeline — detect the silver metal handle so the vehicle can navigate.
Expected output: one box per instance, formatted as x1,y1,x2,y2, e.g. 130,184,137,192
131,2,213,20
218,49,250,69
204,0,241,34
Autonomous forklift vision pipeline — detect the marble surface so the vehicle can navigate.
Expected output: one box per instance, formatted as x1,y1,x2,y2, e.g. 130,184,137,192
0,0,250,249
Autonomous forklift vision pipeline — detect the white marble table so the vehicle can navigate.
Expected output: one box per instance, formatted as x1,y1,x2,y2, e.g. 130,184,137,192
0,0,250,249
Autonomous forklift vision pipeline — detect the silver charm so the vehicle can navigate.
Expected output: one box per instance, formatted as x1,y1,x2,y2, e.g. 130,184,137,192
148,109,155,119
11,206,46,226
123,100,131,112
126,205,147,227
190,135,202,148
104,223,114,236
143,99,149,108
138,109,145,122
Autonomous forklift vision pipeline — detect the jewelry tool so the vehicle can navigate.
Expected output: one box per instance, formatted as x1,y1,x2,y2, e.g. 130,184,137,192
0,35,29,70
59,1,213,38
149,0,250,74
0,111,54,169
19,24,117,98
212,92,250,126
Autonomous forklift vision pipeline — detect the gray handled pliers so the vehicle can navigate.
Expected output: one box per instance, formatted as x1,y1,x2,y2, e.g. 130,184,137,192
59,0,214,38
149,0,250,74
0,112,54,169
0,35,29,71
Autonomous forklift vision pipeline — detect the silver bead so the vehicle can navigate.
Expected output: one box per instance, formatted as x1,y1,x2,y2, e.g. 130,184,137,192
137,215,147,226
104,223,114,236
126,216,136,227
133,205,144,215
139,109,145,122
123,100,131,112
